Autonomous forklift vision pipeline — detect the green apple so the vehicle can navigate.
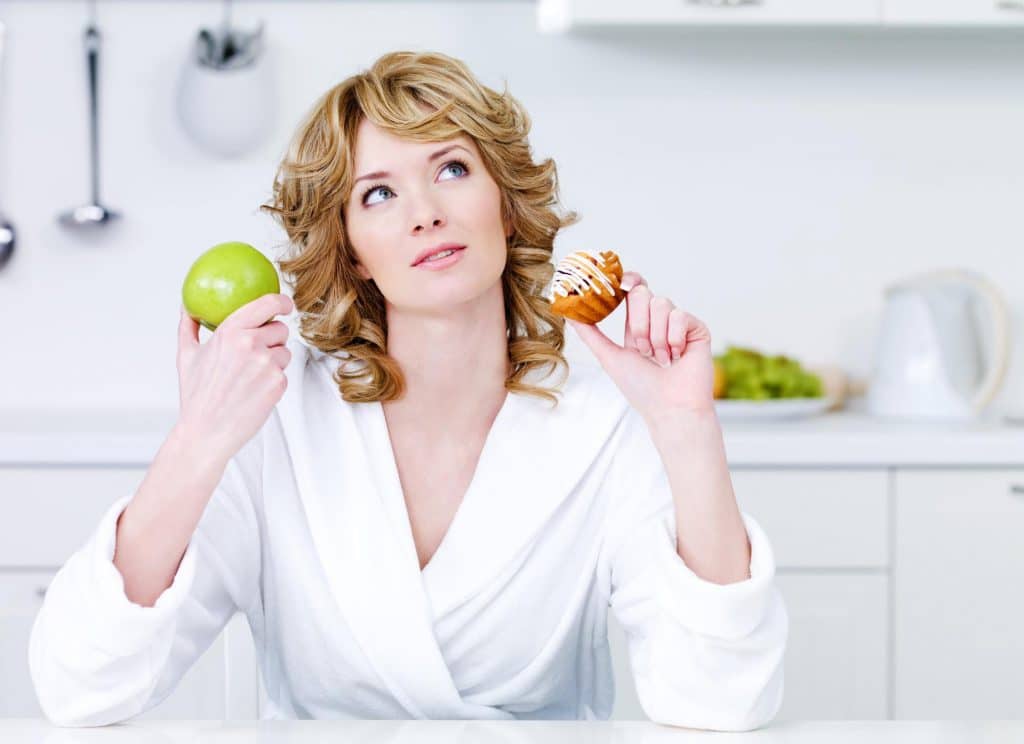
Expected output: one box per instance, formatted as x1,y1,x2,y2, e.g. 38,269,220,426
182,241,281,331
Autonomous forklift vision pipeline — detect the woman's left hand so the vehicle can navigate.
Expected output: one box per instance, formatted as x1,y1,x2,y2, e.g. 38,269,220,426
566,271,715,421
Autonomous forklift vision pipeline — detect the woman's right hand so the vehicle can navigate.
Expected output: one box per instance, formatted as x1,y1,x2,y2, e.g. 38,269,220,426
175,293,294,464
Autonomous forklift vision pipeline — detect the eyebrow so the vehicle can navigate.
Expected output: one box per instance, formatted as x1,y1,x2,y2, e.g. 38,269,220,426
352,144,472,188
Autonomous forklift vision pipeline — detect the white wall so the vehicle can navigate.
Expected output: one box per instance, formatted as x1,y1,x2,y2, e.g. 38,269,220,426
1,1,1022,415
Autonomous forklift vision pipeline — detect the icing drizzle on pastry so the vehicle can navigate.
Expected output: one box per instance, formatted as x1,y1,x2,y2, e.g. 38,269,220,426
548,250,617,301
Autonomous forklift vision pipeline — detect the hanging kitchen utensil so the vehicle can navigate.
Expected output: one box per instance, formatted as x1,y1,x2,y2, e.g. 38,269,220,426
0,21,17,270
175,0,275,159
57,1,120,230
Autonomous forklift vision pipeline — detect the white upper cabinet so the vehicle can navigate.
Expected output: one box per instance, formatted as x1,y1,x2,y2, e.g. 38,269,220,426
539,0,1024,32
538,0,882,33
883,0,1024,25
537,0,882,32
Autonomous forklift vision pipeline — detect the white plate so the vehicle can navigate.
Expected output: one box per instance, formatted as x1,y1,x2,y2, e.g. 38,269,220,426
714,397,834,421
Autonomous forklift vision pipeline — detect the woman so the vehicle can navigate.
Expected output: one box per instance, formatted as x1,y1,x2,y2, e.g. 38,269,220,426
29,51,787,729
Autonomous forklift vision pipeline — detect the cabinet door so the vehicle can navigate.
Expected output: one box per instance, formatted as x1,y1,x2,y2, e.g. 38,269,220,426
883,0,1024,25
0,572,257,720
775,573,889,720
893,469,1024,718
732,469,890,719
731,469,889,569
0,572,56,717
0,467,148,566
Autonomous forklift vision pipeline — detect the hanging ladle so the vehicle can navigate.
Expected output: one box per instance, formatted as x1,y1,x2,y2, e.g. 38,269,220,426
58,4,119,230
0,22,16,269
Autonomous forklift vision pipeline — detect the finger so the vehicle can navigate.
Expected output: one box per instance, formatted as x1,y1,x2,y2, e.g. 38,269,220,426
620,271,648,293
567,318,621,370
221,293,294,333
625,284,653,356
178,304,199,350
253,320,290,349
268,344,292,370
649,297,674,367
668,308,688,360
621,271,647,350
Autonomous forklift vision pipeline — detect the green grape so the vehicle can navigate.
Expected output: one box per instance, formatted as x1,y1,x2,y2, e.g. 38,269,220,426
713,345,824,400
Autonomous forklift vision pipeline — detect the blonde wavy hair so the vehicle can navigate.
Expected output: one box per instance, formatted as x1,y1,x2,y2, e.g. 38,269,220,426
259,50,579,407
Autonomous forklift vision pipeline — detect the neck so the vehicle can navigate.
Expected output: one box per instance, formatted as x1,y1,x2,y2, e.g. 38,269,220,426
384,280,510,414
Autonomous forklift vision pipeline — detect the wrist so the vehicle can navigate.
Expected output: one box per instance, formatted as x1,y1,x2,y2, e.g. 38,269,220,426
644,404,721,436
643,404,726,462
166,421,231,481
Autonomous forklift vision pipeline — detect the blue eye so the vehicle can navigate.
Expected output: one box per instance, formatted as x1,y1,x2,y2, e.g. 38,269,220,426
440,160,469,180
362,183,393,206
360,159,470,207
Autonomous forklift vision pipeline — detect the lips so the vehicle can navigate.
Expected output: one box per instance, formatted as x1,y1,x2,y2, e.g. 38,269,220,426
412,243,466,267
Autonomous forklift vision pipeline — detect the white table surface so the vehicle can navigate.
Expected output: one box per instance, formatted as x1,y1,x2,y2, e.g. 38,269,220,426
1,400,1023,467
4,719,1024,743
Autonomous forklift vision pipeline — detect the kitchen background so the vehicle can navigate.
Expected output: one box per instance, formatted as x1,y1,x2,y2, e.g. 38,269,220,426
1,0,1023,414
1,0,1023,727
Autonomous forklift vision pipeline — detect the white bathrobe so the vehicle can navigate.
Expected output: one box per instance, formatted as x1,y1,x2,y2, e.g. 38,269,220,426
28,336,787,729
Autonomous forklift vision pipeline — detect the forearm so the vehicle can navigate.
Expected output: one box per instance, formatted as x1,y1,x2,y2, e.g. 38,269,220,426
644,407,750,585
113,424,229,607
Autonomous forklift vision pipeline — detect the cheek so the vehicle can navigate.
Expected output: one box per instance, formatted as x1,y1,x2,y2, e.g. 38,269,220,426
347,216,396,272
464,183,506,235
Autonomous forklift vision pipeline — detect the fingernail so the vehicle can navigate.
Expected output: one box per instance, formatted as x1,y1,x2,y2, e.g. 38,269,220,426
655,348,670,366
639,340,653,356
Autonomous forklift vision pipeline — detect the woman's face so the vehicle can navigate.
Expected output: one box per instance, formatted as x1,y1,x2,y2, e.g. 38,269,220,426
342,117,511,315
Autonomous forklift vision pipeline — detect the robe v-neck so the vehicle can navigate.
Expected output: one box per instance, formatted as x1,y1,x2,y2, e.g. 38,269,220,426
274,341,637,718
368,391,517,577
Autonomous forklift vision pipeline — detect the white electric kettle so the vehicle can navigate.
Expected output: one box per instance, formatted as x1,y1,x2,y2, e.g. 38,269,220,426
865,269,1010,421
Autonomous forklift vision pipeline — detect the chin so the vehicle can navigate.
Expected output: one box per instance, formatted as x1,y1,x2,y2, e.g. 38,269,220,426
415,273,504,312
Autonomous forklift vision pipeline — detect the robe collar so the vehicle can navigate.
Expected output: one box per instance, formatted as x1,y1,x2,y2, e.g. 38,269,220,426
273,338,628,718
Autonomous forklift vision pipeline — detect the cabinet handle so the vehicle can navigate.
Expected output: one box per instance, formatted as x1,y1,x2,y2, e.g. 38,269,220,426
996,1,1024,11
1010,484,1024,497
686,0,764,7
35,586,47,599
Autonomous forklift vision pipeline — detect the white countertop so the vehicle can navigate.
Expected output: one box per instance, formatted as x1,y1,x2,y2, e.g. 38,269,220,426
720,405,1024,467
4,719,1023,743
1,401,1023,467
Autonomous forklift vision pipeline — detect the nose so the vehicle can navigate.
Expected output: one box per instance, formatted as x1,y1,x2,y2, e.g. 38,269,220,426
411,204,446,234
413,216,445,234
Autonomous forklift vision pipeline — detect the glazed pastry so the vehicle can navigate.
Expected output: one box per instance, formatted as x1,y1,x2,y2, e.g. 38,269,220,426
547,250,627,324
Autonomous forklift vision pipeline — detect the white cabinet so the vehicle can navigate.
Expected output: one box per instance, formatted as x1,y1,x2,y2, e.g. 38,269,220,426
775,574,888,720
538,0,881,33
733,469,890,720
609,468,890,720
609,576,889,720
0,467,259,720
0,467,148,566
731,469,889,569
0,571,57,718
883,0,1024,26
539,0,1024,32
892,469,1024,718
